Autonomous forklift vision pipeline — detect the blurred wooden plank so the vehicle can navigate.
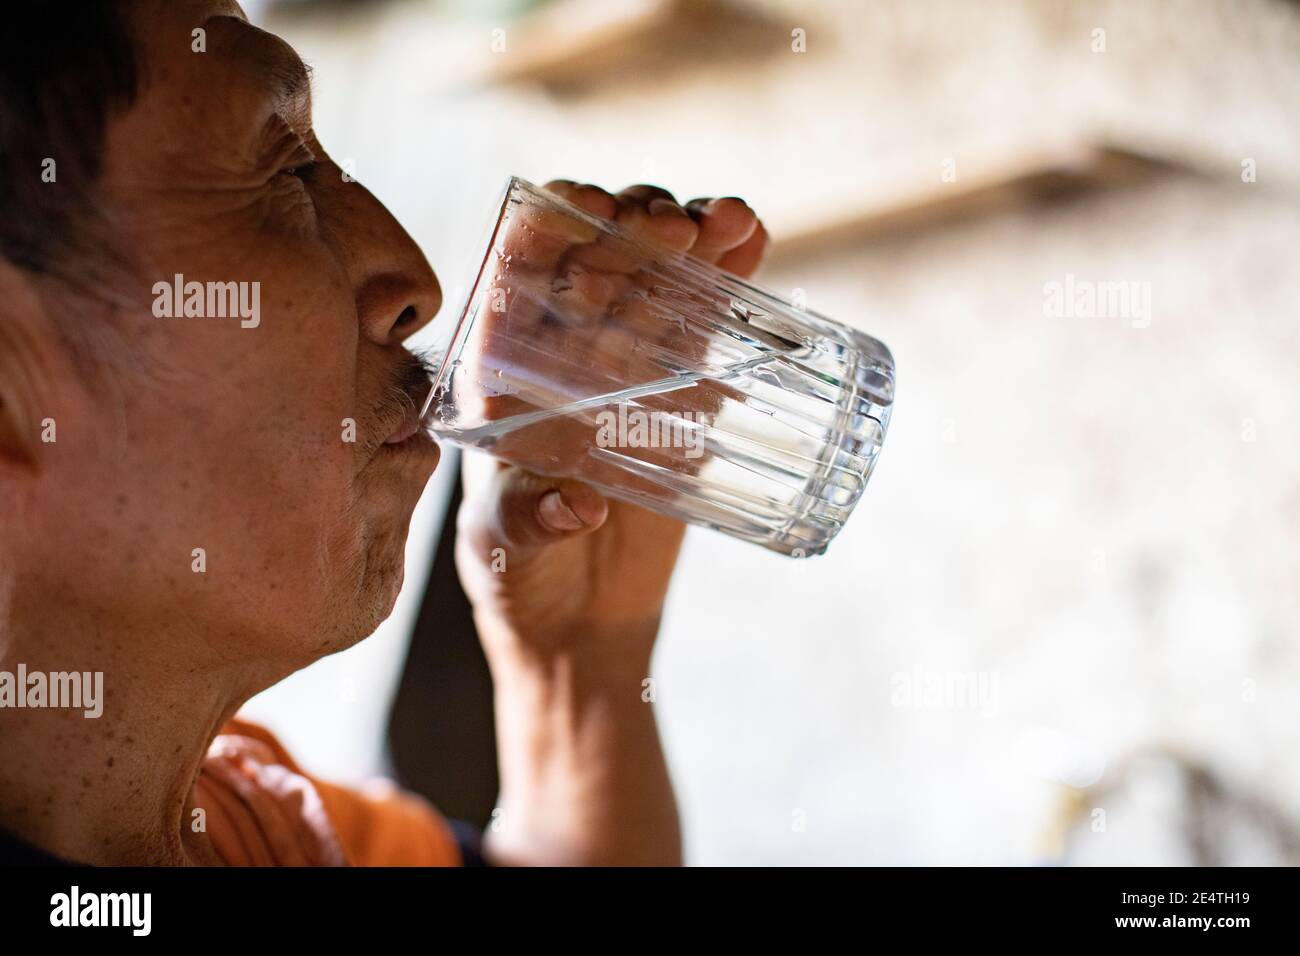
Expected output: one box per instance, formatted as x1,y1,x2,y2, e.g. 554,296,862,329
476,0,677,86
451,0,784,92
769,142,1185,262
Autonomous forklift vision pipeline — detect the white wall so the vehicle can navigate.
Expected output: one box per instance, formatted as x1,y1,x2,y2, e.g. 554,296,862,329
248,0,1300,864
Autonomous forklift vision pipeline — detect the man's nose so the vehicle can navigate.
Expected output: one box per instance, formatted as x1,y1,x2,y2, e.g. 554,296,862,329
336,183,442,347
355,263,442,347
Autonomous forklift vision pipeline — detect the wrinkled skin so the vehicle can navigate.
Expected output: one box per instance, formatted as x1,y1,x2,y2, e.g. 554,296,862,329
455,182,768,655
0,0,766,866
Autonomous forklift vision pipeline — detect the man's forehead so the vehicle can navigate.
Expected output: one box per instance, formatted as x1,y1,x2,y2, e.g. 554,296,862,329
203,14,312,117
131,1,309,105
205,0,247,18
116,2,315,164
139,0,246,30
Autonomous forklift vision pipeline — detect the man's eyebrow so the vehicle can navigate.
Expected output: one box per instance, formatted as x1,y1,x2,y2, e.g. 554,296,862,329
208,14,313,119
265,52,313,115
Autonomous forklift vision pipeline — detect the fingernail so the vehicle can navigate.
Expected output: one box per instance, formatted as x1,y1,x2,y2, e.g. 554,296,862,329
705,196,745,214
648,198,687,217
539,490,585,531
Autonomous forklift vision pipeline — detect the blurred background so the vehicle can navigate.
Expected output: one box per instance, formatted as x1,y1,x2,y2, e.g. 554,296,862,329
238,0,1300,864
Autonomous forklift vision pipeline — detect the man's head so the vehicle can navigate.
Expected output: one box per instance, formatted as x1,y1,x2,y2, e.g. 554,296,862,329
0,1,442,680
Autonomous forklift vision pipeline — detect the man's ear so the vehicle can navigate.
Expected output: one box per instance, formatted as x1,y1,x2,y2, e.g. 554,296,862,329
0,395,33,469
0,259,49,471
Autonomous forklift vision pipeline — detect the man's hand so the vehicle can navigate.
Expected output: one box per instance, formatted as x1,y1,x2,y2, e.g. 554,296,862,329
452,181,766,866
455,182,768,657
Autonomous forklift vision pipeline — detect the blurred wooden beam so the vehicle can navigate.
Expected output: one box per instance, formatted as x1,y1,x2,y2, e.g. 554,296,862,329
451,0,787,93
768,142,1185,264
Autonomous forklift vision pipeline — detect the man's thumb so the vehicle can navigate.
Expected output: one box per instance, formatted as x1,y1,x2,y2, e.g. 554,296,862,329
477,466,609,553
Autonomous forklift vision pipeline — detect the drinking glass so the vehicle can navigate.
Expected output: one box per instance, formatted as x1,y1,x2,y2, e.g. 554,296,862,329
422,177,895,557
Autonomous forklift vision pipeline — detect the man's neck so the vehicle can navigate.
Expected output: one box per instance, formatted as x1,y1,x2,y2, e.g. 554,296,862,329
0,601,274,865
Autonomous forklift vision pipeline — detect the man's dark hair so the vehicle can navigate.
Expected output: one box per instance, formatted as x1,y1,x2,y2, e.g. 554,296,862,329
0,3,138,283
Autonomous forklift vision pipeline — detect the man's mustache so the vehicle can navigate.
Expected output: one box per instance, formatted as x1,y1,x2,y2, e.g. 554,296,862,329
393,351,437,405
370,351,436,443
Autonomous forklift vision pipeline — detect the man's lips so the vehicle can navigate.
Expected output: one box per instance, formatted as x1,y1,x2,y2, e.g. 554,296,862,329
375,400,440,472
382,372,434,447
384,405,425,445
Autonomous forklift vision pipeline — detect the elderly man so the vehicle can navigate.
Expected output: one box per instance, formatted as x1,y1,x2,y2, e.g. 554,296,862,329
0,0,767,866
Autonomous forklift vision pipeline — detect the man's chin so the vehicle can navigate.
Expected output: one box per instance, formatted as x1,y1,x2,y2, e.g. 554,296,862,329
314,456,433,658
352,556,408,645
293,544,409,663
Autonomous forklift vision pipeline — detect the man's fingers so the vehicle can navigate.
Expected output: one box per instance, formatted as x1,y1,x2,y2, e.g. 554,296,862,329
716,219,769,278
615,184,676,205
194,775,257,866
684,197,760,262
619,197,699,252
543,180,619,219
612,185,699,252
202,755,313,867
195,758,276,867
537,489,586,531
465,464,609,555
541,183,763,264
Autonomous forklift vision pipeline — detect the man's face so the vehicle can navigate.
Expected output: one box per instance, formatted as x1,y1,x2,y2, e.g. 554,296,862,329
16,0,442,670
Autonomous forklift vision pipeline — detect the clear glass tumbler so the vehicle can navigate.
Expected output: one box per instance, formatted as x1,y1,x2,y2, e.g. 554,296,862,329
422,177,895,556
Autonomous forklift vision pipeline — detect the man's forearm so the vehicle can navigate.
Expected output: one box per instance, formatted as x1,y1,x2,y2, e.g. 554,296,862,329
480,624,681,866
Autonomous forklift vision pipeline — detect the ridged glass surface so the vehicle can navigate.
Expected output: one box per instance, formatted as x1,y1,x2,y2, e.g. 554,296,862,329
425,178,895,556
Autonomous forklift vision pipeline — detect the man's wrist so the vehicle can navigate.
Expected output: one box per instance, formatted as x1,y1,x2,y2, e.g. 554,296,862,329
481,616,678,867
474,609,660,675
480,619,657,685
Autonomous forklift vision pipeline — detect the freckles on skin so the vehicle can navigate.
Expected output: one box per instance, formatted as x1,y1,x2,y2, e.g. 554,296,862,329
112,25,323,234
88,3,442,659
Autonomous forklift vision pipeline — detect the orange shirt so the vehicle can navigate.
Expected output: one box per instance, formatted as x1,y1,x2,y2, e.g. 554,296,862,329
194,718,463,867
